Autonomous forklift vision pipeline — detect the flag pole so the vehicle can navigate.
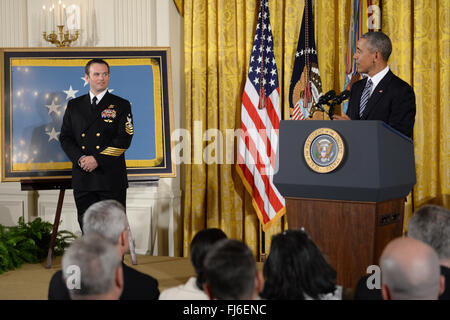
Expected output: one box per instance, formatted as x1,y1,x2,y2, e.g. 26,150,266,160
237,0,286,256
260,224,266,262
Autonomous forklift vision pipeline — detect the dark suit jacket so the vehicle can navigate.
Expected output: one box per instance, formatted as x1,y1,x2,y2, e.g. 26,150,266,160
48,262,160,300
346,70,416,137
440,265,450,300
60,91,133,191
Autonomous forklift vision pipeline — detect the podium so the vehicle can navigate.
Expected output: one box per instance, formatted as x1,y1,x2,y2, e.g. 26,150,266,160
273,120,416,289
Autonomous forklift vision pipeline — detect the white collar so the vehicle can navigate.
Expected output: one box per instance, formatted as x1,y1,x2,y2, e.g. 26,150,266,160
89,89,108,104
366,65,389,94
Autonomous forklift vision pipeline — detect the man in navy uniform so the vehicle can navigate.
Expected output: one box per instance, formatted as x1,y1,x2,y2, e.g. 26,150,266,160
60,58,133,231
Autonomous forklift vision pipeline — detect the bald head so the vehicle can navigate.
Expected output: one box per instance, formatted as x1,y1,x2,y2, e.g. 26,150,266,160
380,237,442,300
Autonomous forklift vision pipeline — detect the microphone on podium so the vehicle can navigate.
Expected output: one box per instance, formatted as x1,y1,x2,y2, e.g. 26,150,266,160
314,90,336,113
317,90,336,106
331,90,350,105
329,90,350,120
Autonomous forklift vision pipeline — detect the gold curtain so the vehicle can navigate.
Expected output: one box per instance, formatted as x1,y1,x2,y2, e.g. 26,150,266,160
176,0,450,257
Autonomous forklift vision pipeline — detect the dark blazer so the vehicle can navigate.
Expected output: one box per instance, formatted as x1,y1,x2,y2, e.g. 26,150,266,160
60,91,133,191
440,265,450,300
48,262,160,300
346,70,416,137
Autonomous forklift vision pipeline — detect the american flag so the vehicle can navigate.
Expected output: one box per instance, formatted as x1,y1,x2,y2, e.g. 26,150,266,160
237,0,286,231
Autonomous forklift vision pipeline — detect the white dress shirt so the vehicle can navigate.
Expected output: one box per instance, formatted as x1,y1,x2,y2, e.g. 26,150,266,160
159,277,209,300
363,65,390,96
89,89,108,104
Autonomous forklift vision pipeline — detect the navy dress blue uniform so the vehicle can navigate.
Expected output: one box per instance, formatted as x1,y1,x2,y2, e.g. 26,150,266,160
60,90,133,230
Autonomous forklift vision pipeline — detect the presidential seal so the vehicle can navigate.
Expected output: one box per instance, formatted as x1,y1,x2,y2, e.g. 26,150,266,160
304,128,345,173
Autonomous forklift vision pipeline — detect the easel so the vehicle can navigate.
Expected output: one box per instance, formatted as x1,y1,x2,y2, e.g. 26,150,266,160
20,178,139,268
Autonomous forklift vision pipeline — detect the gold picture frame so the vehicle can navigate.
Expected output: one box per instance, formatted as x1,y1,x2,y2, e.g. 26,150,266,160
1,47,176,182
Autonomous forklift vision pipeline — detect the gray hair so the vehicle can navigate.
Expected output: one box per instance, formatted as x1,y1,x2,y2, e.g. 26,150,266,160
407,204,450,260
380,238,441,300
361,31,392,62
62,233,121,299
83,200,128,244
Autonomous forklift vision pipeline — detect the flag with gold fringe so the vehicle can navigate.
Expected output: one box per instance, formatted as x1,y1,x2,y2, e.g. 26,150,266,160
237,0,286,232
289,0,323,120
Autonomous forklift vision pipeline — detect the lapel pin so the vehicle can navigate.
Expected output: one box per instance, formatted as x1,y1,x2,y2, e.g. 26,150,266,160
379,90,383,93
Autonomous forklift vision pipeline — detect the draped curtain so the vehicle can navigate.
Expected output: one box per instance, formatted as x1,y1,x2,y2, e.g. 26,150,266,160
174,0,450,257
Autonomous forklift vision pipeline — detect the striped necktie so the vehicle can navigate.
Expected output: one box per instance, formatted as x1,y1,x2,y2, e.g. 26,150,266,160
359,78,373,118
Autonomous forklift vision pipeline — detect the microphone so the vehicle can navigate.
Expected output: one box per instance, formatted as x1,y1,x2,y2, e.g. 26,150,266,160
330,90,350,105
328,90,350,120
337,90,350,103
310,90,337,116
317,90,336,105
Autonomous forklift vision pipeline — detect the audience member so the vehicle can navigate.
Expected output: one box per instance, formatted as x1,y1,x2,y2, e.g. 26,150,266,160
380,237,444,300
61,233,123,300
354,204,450,300
48,200,159,300
353,271,382,300
407,204,450,299
260,229,342,300
203,239,263,300
159,228,227,300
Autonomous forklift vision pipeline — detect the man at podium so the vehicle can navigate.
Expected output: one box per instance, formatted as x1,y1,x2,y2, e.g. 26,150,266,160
333,31,416,138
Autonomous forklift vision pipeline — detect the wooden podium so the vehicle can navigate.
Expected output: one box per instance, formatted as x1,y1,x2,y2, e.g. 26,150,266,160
274,120,416,289
285,197,404,288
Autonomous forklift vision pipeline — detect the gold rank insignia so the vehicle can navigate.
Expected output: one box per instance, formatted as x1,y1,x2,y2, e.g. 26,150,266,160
100,147,126,156
125,114,134,135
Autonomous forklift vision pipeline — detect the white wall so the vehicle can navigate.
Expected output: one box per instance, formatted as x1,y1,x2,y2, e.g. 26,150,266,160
0,0,184,256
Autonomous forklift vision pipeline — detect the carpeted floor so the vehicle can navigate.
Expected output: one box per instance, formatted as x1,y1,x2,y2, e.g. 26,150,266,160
0,254,195,300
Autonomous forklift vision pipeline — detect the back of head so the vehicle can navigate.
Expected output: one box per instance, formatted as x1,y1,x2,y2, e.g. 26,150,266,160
203,239,256,300
380,237,441,300
190,228,227,290
83,200,127,244
261,229,336,300
62,233,122,300
407,204,450,261
361,31,392,62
